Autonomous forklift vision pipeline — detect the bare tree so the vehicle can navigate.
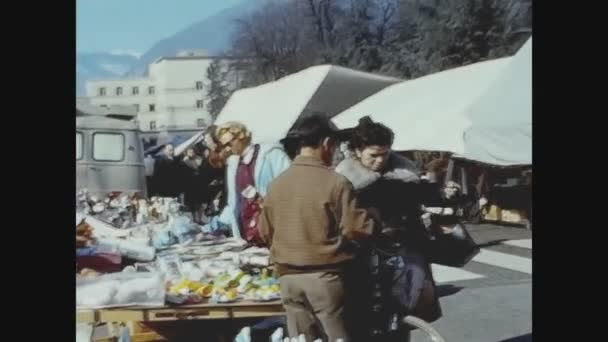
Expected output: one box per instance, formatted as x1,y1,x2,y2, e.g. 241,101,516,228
228,0,532,87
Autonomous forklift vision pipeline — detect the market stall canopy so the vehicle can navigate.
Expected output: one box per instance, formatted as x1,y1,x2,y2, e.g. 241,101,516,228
332,37,532,166
453,38,531,165
214,64,401,143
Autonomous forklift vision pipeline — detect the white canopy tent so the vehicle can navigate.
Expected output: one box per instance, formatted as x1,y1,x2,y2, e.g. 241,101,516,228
333,38,532,166
214,65,400,143
453,38,532,165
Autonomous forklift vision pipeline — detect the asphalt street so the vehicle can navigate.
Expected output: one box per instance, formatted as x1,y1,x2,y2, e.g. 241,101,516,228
411,224,532,342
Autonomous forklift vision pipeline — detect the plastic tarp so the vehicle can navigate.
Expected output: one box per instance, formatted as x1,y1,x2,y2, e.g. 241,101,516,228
144,133,198,157
215,64,401,143
174,131,205,156
333,38,532,166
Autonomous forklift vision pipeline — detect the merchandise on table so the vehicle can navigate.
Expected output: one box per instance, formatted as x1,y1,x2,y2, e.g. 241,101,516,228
96,236,156,262
75,190,283,309
79,268,101,278
76,272,166,309
76,249,122,273
77,189,187,229
157,254,184,280
165,266,281,304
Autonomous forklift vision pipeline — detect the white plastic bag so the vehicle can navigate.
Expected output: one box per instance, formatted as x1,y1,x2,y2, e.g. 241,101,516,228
96,237,156,262
76,272,166,309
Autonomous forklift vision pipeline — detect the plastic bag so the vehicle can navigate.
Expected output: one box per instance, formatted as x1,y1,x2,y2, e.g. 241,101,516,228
168,216,197,243
152,229,177,250
234,327,251,342
157,254,184,281
76,272,165,309
96,237,156,262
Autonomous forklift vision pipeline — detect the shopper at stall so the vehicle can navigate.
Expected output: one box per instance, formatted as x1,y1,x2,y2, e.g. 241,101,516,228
153,144,182,198
334,116,442,341
193,144,224,218
144,153,155,195
202,121,291,243
181,147,206,223
259,115,378,342
198,125,226,212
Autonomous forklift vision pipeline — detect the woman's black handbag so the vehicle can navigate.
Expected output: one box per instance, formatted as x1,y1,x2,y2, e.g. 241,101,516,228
428,222,480,268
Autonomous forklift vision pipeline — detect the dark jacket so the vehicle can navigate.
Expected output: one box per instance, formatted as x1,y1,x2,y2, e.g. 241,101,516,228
153,156,182,198
199,157,225,210
260,155,377,276
335,153,442,324
182,157,205,207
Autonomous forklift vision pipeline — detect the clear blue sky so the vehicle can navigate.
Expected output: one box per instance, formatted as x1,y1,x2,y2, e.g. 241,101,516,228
76,0,244,55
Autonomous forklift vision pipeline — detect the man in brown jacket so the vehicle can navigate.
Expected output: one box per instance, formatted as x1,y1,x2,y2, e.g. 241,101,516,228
260,115,377,342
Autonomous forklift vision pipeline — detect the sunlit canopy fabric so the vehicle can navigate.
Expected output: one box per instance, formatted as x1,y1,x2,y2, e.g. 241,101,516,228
215,65,400,143
454,38,532,165
333,38,532,166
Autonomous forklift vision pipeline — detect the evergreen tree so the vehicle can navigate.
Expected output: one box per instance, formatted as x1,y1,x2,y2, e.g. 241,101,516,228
205,58,231,122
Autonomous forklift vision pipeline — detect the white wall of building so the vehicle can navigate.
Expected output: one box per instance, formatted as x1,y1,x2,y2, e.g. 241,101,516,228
85,54,230,132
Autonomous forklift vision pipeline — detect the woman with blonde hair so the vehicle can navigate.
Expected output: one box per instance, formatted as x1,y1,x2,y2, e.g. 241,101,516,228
203,121,291,243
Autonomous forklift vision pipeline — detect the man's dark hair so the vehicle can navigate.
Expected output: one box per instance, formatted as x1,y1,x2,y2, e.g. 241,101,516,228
350,116,394,150
284,115,338,148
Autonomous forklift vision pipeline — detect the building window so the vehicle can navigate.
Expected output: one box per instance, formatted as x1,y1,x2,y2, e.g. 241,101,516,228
76,132,83,160
99,87,106,96
148,86,155,95
197,119,205,127
132,86,139,95
196,81,203,90
134,104,140,112
116,87,123,96
150,121,156,130
196,100,204,108
92,133,125,162
149,104,156,112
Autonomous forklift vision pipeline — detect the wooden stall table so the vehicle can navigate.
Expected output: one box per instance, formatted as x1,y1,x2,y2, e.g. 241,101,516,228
77,300,285,342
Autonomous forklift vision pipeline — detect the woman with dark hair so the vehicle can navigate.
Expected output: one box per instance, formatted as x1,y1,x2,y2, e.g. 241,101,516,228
335,116,442,341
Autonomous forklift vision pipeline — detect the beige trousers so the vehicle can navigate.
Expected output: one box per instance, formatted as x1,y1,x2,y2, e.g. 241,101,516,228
279,272,349,342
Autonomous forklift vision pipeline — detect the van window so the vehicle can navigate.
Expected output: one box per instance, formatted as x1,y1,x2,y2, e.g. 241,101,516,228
76,132,83,160
93,132,125,162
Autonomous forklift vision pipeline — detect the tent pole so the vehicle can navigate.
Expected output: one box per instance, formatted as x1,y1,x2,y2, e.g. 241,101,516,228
460,167,468,195
476,170,487,197
445,159,455,186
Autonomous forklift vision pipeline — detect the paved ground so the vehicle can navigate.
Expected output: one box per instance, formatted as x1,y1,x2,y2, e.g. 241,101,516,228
411,224,532,342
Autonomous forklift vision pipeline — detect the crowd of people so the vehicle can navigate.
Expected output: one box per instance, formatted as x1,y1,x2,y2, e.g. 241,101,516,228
145,116,475,342
145,130,225,224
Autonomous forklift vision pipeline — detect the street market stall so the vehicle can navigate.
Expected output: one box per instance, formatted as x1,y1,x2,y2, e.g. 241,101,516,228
332,38,531,167
332,38,532,226
76,191,285,341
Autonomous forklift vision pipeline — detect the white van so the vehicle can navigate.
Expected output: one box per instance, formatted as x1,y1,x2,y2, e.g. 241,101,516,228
76,115,146,197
